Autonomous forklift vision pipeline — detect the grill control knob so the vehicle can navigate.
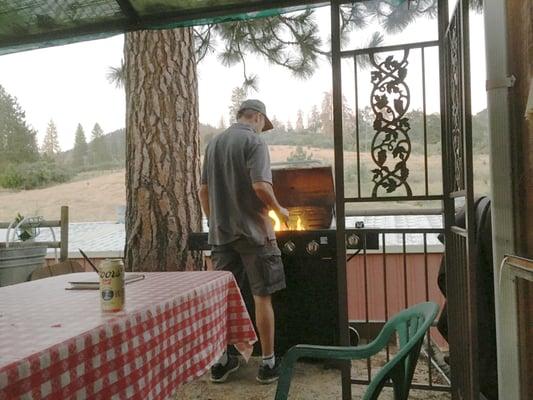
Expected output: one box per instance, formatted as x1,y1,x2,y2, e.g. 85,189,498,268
283,241,296,255
306,240,320,255
346,233,360,248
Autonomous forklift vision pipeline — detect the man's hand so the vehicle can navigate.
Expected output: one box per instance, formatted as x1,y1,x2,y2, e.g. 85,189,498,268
277,207,290,229
198,184,210,217
253,182,288,227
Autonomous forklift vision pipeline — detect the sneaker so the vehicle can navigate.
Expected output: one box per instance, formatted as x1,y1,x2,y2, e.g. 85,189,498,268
256,360,281,384
210,355,240,383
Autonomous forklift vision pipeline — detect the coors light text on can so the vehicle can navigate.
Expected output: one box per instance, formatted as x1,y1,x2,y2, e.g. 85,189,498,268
99,259,125,312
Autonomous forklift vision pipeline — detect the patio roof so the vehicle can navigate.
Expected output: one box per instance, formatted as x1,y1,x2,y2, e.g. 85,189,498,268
0,0,329,56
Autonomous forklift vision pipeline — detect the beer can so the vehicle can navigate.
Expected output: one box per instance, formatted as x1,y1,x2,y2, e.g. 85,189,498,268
99,259,125,312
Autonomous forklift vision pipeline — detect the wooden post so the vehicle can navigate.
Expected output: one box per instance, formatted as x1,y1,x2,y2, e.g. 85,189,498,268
485,0,532,397
60,206,69,262
507,0,533,397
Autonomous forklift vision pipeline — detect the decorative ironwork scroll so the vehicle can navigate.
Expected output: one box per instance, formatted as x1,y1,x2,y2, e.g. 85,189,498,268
369,50,412,197
447,11,465,192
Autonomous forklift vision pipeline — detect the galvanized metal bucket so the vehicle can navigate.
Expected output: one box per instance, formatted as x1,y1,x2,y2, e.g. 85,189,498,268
0,243,47,287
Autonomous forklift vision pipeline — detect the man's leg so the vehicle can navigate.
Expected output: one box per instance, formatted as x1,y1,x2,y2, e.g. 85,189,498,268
238,239,286,384
209,244,242,383
253,294,275,358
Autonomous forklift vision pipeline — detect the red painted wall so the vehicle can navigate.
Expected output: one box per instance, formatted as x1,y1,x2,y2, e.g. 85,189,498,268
347,253,445,321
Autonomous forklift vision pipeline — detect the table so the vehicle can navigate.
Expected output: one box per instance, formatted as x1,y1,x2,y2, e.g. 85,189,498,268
0,271,257,400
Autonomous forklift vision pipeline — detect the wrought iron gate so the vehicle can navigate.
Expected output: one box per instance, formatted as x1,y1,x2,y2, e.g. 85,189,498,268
441,0,480,398
330,0,478,398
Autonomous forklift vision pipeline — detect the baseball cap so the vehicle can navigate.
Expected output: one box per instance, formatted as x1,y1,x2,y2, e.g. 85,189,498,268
238,99,274,132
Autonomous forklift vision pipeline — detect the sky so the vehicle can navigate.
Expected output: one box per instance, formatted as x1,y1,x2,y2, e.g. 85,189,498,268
0,5,487,151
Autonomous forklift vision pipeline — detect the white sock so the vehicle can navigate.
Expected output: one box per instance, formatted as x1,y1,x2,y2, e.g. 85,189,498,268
262,354,275,368
216,351,228,366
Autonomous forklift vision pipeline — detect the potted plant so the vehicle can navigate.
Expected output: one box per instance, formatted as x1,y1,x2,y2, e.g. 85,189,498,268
0,214,48,286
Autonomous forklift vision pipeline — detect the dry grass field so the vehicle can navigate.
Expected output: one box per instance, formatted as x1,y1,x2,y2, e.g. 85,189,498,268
0,145,489,223
0,170,126,223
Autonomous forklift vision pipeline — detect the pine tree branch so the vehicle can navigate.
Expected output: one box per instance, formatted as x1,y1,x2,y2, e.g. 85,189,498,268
186,2,443,89
235,40,258,91
265,19,300,46
194,25,214,63
245,25,292,70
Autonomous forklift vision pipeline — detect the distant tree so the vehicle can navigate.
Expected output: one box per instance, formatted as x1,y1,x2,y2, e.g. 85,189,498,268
0,85,38,166
41,119,61,158
217,116,226,130
72,124,88,167
270,115,286,134
228,86,247,124
199,122,220,151
359,106,374,153
319,91,355,138
342,103,357,150
320,92,334,136
90,123,110,165
287,145,313,162
287,120,294,133
308,105,322,134
105,128,126,162
295,110,305,132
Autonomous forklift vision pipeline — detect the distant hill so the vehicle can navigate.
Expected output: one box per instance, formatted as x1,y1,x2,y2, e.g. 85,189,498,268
56,109,489,164
475,108,488,124
56,128,125,166
472,108,489,153
57,123,221,165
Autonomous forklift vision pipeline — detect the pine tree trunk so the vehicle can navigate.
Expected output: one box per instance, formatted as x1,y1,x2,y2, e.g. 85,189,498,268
124,28,203,272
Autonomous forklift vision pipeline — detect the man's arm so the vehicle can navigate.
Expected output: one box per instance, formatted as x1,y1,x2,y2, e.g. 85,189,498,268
252,181,289,224
199,184,210,217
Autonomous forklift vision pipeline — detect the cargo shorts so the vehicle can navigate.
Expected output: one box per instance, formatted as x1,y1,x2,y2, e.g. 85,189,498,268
211,238,286,296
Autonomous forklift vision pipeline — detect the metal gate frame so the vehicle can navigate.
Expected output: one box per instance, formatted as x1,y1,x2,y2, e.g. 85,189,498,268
330,0,479,398
440,0,480,398
330,5,351,398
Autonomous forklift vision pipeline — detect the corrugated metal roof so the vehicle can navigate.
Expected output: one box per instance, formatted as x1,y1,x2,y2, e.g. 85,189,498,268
1,214,443,257
346,215,442,230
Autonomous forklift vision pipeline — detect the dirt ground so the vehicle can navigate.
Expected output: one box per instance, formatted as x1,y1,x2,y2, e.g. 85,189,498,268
0,169,126,223
174,357,451,400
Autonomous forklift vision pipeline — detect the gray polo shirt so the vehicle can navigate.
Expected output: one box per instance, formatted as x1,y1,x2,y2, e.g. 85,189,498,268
201,123,276,246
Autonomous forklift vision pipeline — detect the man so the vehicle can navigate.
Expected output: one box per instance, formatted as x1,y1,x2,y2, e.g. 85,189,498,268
199,99,289,384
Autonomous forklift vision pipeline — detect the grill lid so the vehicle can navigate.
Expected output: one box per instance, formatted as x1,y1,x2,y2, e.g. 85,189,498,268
271,163,335,229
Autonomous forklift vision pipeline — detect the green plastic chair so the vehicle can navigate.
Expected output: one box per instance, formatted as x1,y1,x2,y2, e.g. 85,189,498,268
275,302,439,400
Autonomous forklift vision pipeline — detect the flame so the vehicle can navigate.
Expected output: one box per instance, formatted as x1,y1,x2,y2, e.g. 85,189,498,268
269,210,306,231
269,210,282,231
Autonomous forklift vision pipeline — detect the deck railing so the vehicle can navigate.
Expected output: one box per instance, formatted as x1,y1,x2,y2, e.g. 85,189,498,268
0,206,69,262
347,228,451,392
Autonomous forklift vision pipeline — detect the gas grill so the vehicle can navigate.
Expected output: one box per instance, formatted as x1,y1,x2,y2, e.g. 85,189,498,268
188,163,378,355
189,164,378,257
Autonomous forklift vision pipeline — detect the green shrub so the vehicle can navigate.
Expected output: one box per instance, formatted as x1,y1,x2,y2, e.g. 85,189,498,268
0,161,72,190
286,146,314,162
71,159,125,174
263,132,333,149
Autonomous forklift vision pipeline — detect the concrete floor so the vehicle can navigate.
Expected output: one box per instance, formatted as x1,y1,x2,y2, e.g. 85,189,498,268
173,357,452,400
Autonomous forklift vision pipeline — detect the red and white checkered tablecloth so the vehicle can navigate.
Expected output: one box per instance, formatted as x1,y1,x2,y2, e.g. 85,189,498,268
0,271,257,400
